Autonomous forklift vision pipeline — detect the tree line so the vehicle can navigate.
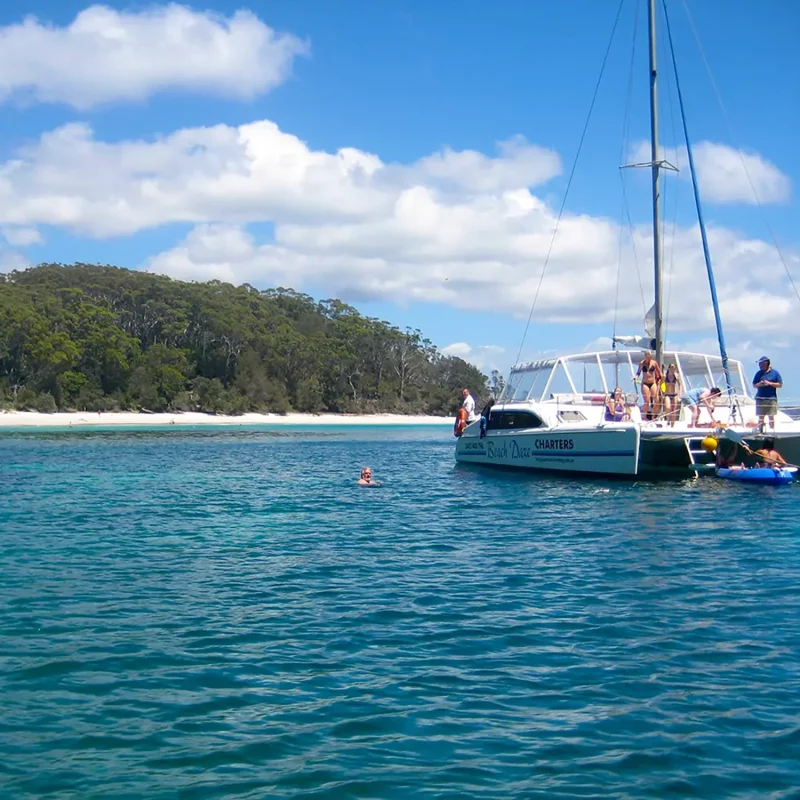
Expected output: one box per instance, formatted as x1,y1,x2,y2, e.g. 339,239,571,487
0,264,491,415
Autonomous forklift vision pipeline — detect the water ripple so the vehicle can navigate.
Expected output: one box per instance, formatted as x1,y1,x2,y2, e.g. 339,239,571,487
2,426,800,798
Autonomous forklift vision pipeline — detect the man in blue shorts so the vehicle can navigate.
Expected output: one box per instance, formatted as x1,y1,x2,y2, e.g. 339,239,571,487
681,386,722,427
752,356,782,431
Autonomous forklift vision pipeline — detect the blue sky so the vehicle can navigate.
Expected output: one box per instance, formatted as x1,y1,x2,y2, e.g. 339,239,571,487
1,0,798,392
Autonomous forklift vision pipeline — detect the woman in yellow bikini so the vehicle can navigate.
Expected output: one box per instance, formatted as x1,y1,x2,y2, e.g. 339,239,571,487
635,352,662,421
662,363,682,425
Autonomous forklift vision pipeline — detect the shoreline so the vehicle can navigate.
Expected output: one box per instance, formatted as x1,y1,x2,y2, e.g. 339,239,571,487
0,410,453,428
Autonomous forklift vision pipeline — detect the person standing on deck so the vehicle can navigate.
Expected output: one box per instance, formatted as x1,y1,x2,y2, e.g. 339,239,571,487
663,364,682,426
635,352,662,421
752,356,782,431
461,388,478,422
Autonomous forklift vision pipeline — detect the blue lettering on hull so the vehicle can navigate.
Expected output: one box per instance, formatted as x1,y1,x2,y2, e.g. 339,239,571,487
458,437,635,461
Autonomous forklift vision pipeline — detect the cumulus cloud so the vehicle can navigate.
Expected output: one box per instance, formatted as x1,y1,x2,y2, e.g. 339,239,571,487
0,122,559,237
1,226,42,246
413,136,561,193
0,116,797,337
0,4,308,108
441,342,507,372
630,140,791,205
0,247,31,271
693,142,791,205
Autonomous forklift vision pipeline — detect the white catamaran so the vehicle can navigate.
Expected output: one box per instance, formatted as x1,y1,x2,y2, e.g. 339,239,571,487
455,0,800,478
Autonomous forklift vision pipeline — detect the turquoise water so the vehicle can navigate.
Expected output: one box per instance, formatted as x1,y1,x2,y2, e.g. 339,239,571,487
2,425,800,799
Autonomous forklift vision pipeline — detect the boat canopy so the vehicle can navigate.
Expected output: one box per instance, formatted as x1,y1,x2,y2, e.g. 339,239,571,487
500,350,751,404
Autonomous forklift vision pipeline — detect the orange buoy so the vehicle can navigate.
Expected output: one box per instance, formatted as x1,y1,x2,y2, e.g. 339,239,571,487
454,407,468,438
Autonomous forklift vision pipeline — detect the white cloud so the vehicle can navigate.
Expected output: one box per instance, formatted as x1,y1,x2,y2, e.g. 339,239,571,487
0,248,31,271
693,142,791,205
1,226,42,246
441,342,471,358
442,342,506,373
414,136,561,193
0,5,308,108
0,116,797,338
0,122,559,238
630,140,791,205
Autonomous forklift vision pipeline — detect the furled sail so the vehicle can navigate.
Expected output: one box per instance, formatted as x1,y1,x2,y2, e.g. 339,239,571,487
612,303,657,350
644,303,655,339
612,335,656,349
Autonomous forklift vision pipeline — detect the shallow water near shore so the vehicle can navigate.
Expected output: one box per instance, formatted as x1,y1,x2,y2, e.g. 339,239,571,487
2,425,800,798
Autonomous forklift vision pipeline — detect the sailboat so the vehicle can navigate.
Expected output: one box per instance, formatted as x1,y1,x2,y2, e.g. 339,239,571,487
455,0,800,478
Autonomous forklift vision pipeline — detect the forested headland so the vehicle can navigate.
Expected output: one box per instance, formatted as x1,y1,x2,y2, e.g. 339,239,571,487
0,264,495,415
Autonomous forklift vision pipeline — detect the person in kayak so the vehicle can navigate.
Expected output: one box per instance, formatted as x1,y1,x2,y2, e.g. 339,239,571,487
681,386,722,427
754,439,787,467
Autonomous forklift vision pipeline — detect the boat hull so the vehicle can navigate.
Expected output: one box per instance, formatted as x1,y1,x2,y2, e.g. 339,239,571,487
457,424,800,480
455,425,640,476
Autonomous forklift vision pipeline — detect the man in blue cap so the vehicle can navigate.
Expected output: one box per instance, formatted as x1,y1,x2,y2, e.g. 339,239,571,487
752,356,782,431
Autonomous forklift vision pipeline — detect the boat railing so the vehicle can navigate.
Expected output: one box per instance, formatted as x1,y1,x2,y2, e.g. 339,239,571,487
548,392,607,405
547,391,642,406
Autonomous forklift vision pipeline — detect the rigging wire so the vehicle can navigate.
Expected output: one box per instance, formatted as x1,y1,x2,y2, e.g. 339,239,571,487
680,0,800,308
614,0,644,345
619,177,647,318
515,0,627,365
661,0,733,397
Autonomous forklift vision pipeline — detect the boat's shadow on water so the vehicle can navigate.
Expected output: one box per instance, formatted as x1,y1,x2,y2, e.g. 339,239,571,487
452,461,798,496
453,460,694,487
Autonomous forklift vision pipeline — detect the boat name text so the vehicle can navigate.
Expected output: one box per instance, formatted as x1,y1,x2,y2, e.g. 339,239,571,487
486,438,575,460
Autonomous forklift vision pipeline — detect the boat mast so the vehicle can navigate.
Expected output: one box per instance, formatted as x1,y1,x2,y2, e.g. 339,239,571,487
647,0,664,367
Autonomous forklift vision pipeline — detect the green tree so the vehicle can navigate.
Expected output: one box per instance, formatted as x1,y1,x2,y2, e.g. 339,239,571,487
0,263,490,415
128,345,191,411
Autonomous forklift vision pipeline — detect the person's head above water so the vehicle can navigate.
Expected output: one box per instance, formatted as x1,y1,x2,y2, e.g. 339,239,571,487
358,466,381,487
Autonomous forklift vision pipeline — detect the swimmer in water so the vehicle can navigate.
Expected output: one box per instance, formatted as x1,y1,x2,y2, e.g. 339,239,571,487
357,467,380,486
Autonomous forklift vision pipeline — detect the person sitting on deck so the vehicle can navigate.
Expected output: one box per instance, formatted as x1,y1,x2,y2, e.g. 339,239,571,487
681,387,722,428
754,438,787,467
604,387,630,422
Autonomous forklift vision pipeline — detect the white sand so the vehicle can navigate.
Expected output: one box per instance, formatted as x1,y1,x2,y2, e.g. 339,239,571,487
0,410,452,428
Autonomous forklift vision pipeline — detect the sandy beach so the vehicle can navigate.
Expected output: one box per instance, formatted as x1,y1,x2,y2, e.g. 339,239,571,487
0,410,453,428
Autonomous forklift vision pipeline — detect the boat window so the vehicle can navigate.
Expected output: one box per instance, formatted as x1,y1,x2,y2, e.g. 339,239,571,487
487,411,545,430
558,410,587,422
602,361,635,393
542,362,575,399
510,370,538,401
576,361,607,394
